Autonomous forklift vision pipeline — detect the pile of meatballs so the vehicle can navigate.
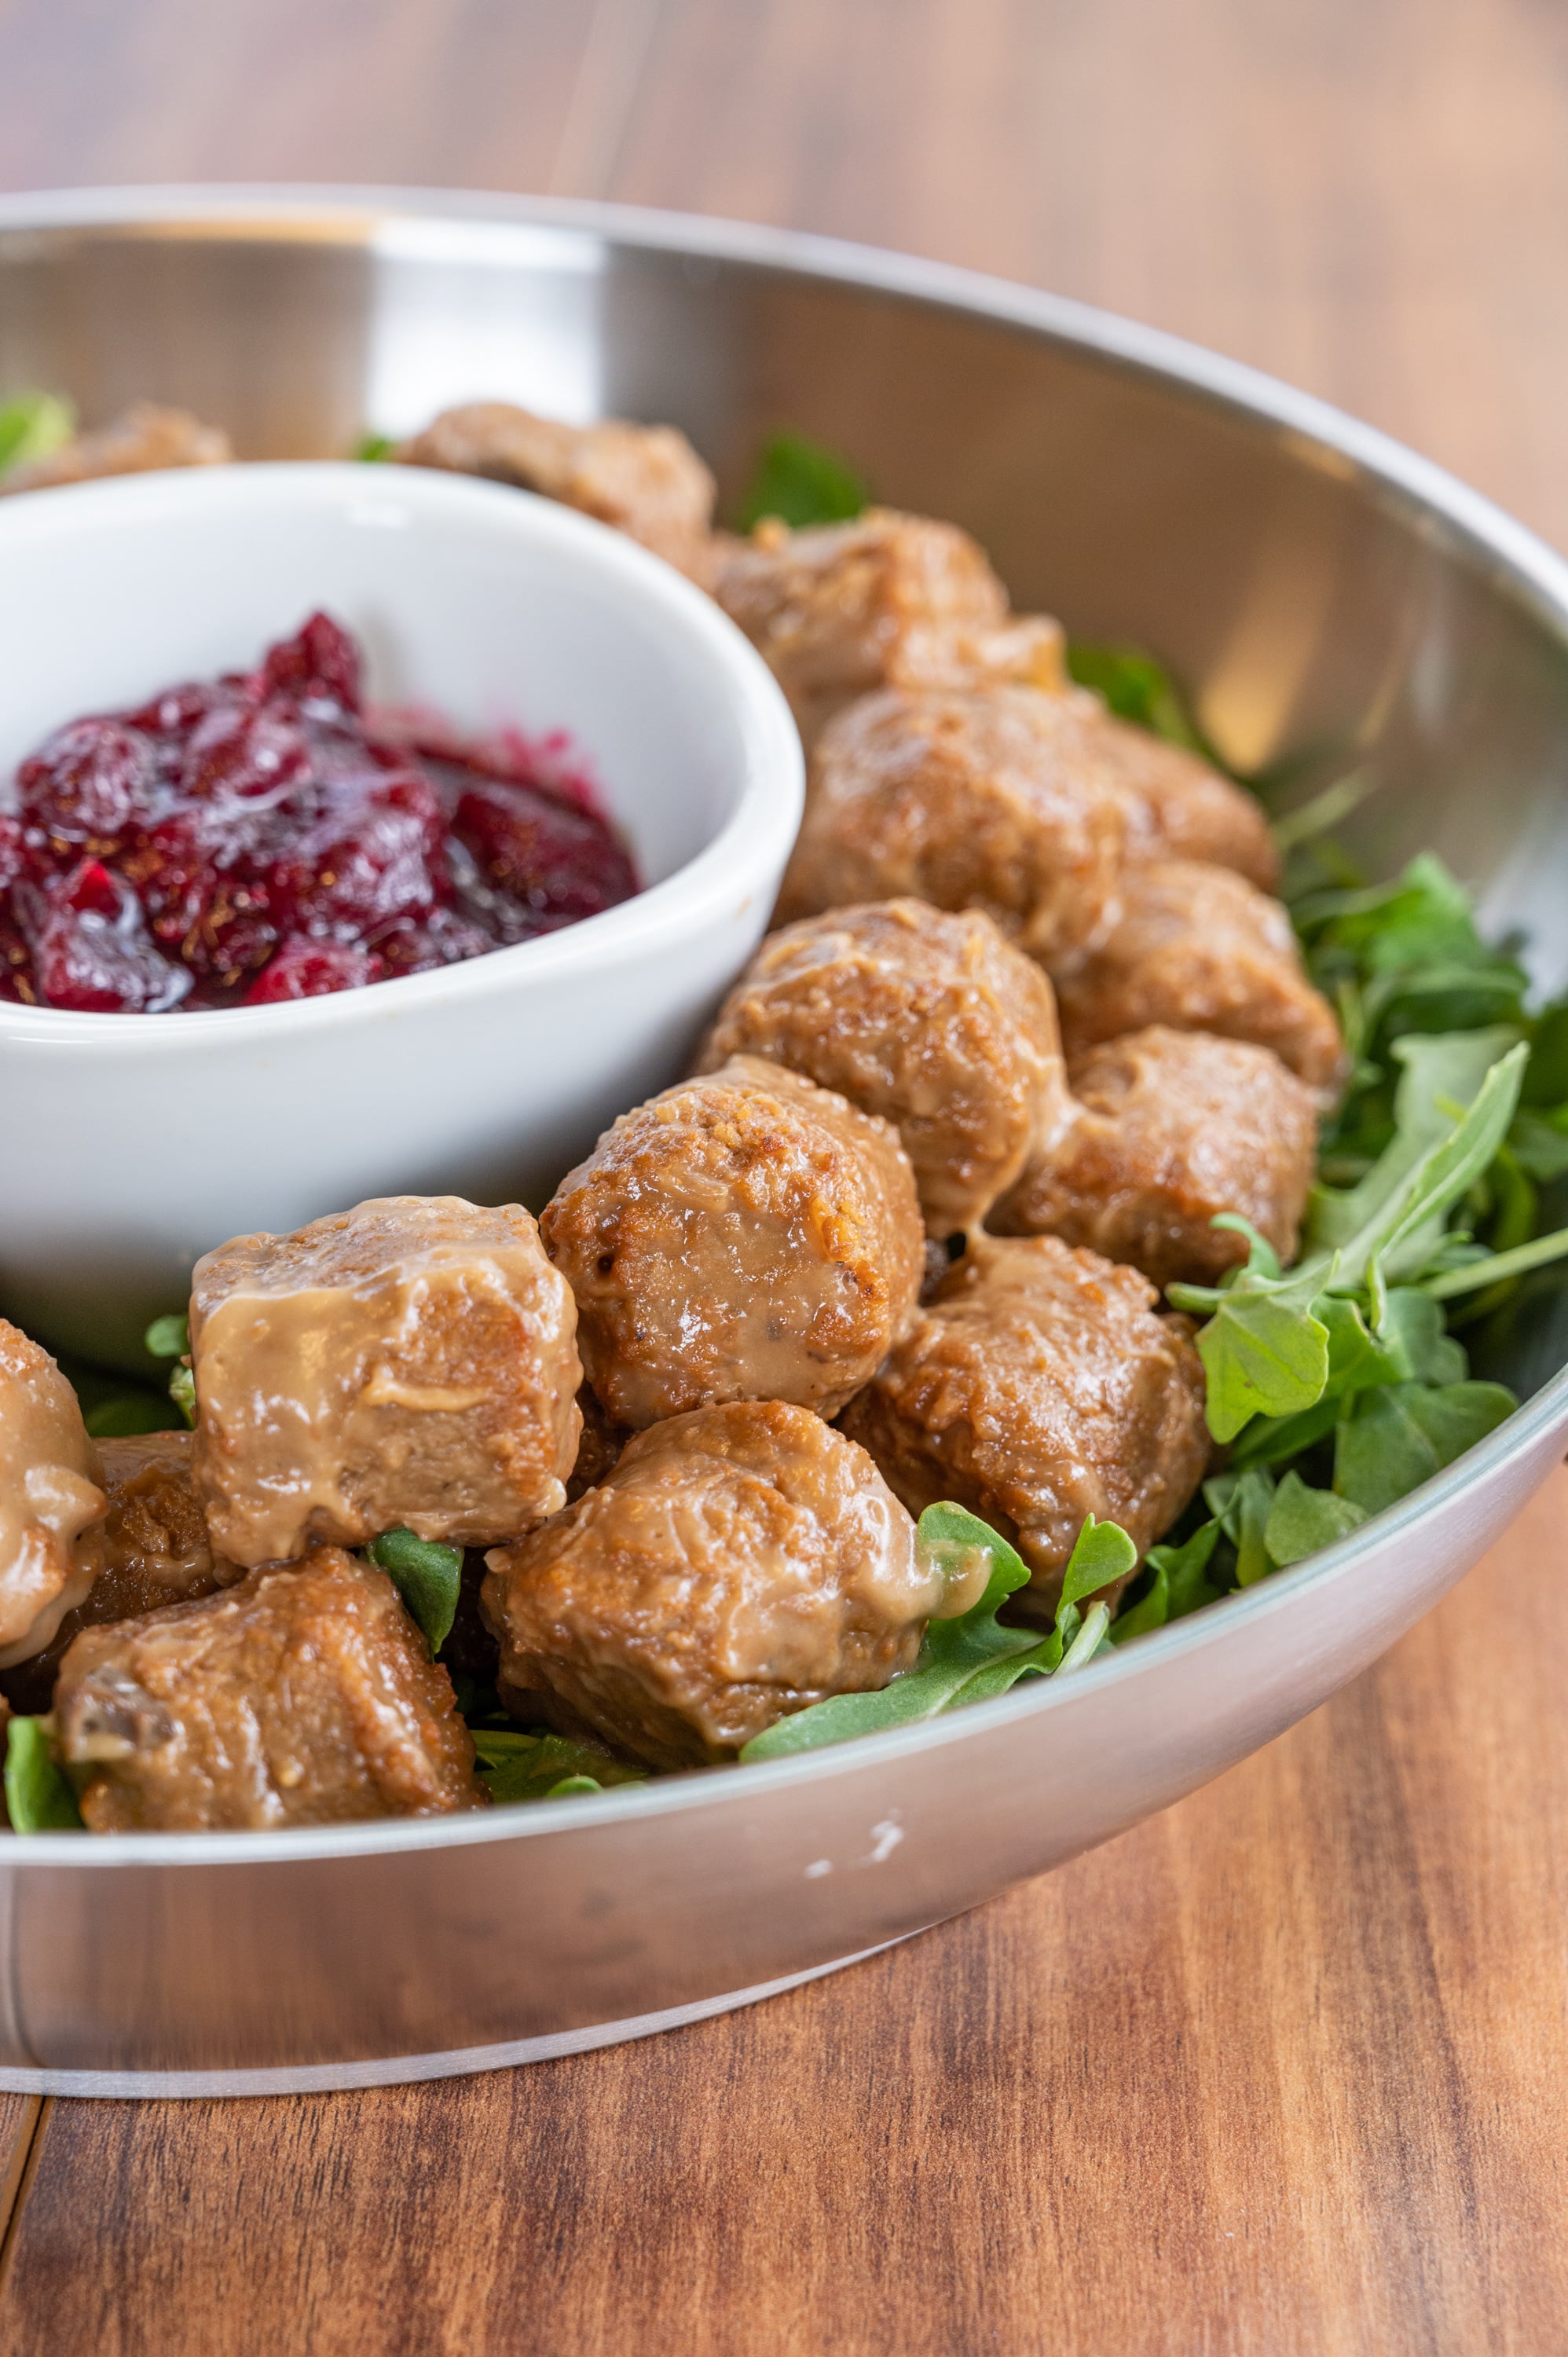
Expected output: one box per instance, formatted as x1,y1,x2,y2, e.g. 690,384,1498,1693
0,395,1345,1833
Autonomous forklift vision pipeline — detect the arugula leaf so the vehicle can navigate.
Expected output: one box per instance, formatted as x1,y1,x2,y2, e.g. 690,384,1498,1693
364,1528,463,1652
142,1311,197,1426
1171,1260,1331,1444
1206,1467,1277,1587
1334,1381,1516,1516
0,390,75,478
740,1505,1132,1761
355,431,395,462
1109,1519,1223,1643
471,1728,644,1805
1263,1472,1368,1567
144,1312,190,1360
1065,643,1213,755
1423,1225,1568,1301
4,1717,83,1833
738,431,868,531
1306,1028,1519,1254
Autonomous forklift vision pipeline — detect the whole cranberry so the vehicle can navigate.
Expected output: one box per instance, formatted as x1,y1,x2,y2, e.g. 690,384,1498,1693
16,719,161,846
126,802,277,977
269,798,441,938
0,816,25,892
180,700,311,801
370,906,494,977
260,612,362,713
452,779,636,929
0,894,35,1003
244,935,383,1003
22,860,191,1014
122,678,230,739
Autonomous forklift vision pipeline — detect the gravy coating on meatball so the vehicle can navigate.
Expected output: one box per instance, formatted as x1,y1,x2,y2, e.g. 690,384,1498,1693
775,687,1134,966
191,1195,582,1567
1090,709,1280,890
54,1546,485,1832
482,1400,941,1768
992,1027,1320,1290
0,1319,104,1667
395,400,716,582
1,1431,244,1714
1051,857,1346,1094
839,1235,1208,1616
0,402,231,497
715,510,1066,743
540,1057,924,1429
699,899,1074,1238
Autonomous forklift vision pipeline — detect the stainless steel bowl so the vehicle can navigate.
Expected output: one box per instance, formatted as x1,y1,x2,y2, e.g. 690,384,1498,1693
2,186,1566,2099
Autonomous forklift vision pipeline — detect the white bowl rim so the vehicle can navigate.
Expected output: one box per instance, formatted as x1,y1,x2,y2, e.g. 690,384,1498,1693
0,457,804,1050
0,185,1566,1864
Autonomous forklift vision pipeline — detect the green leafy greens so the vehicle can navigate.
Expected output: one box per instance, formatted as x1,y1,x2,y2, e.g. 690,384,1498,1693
4,1717,83,1833
1061,643,1568,1622
0,390,75,480
739,1504,1133,1762
364,1529,463,1654
143,1311,196,1428
471,1728,646,1805
738,431,869,532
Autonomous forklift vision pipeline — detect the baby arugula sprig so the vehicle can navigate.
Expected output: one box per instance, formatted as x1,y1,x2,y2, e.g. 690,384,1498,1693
740,1503,1135,1761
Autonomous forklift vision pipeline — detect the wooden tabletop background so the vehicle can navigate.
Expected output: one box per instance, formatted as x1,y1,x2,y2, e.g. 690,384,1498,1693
4,2,1568,2348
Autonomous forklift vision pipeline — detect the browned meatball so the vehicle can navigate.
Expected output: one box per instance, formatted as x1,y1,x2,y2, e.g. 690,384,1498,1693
191,1196,582,1567
540,1057,924,1429
776,687,1134,966
54,1547,485,1832
1,1431,245,1714
394,400,716,582
1051,858,1346,1094
0,1319,104,1666
715,510,1066,743
482,1400,939,1768
1091,711,1280,890
839,1235,1208,1616
0,403,231,496
992,1028,1319,1289
698,899,1073,1239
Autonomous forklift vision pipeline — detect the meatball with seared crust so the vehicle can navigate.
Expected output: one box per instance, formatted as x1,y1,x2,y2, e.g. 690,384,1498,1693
1051,858,1346,1094
698,900,1073,1239
540,1057,924,1429
992,1028,1319,1290
482,1401,942,1769
394,400,716,582
191,1195,582,1568
715,509,1067,746
839,1235,1208,1618
54,1546,485,1832
1090,710,1279,890
0,1319,105,1668
776,687,1134,966
1,1431,244,1714
0,402,231,497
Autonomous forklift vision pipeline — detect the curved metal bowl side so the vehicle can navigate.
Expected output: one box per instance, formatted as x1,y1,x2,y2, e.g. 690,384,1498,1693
1,188,1566,2091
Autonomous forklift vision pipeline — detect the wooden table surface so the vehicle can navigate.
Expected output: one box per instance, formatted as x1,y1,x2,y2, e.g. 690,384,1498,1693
4,3,1568,2348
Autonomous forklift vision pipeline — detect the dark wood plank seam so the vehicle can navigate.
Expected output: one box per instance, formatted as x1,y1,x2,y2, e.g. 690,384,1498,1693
0,2099,48,2291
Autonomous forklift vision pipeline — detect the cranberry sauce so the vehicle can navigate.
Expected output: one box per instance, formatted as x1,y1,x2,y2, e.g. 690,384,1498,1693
0,613,639,1011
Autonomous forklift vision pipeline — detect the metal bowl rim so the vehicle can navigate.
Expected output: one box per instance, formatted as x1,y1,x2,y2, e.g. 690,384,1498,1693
2,181,1564,1867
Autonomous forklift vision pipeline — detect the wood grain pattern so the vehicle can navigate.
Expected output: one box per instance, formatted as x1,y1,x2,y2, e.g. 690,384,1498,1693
3,2,1568,2348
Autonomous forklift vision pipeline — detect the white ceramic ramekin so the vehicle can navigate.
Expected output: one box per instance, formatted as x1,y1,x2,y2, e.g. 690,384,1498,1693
0,463,804,1370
